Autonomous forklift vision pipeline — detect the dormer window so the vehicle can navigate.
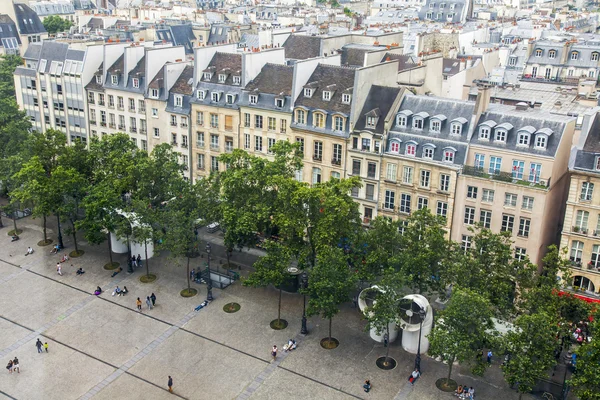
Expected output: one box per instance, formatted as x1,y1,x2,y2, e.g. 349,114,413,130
494,129,507,142
397,115,407,127
451,123,462,135
517,132,530,146
571,51,579,60
430,120,441,132
413,118,423,130
111,75,118,85
593,52,600,62
443,148,455,163
596,156,600,170
479,127,490,139
366,116,377,128
334,116,344,131
226,94,235,104
203,72,212,81
275,98,284,108
249,94,258,105
96,75,102,84
535,135,547,149
535,49,542,57
175,95,183,107
406,143,416,156
218,74,226,83
390,141,400,153
198,90,206,100
342,93,351,104
549,50,556,59
233,76,241,85
322,91,331,101
304,88,313,98
423,146,434,159
211,92,220,102
296,109,305,124
133,78,139,88
150,88,159,98
313,112,325,128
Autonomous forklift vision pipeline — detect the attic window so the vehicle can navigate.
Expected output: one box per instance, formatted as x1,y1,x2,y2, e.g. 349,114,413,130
479,126,490,140
322,91,331,101
233,76,241,85
494,129,507,142
397,115,407,127
211,92,220,102
133,78,139,88
150,88,158,98
96,75,102,84
443,149,455,163
366,116,377,128
249,94,258,105
535,135,547,149
518,132,530,146
226,94,235,104
204,72,212,81
430,120,441,132
198,90,206,100
592,52,600,61
549,50,556,59
342,93,351,104
218,74,226,83
175,95,183,107
535,49,542,57
412,117,423,130
596,156,600,170
304,88,313,98
111,75,118,85
451,123,462,135
571,51,579,60
275,98,284,108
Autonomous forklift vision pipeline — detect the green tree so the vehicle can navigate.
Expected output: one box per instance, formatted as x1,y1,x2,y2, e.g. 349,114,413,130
359,217,402,282
570,319,600,400
501,312,558,399
304,246,358,347
427,288,496,385
361,270,405,365
244,240,292,329
42,15,73,34
54,165,88,255
397,208,450,294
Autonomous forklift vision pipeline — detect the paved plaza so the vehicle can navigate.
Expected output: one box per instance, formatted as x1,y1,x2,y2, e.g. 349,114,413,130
0,216,532,400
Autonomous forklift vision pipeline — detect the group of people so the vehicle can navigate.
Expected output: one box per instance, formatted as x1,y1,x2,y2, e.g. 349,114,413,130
112,286,129,296
572,321,592,344
5,357,19,374
455,385,475,399
136,293,156,311
131,255,142,269
35,339,48,354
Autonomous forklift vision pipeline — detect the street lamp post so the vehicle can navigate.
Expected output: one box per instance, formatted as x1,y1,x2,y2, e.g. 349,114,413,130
56,212,64,249
206,243,213,301
415,307,427,372
301,271,308,335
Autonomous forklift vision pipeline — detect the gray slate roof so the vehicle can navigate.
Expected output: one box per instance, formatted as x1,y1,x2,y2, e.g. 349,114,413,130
283,35,321,60
203,52,242,85
354,85,402,133
295,64,356,114
244,63,293,96
573,113,600,173
14,3,46,35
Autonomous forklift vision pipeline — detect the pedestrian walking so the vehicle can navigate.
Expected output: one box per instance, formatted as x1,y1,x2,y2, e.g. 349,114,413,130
150,293,156,306
137,254,142,267
44,342,48,353
487,350,493,365
136,297,142,311
56,263,62,276
271,345,277,362
12,357,19,373
131,256,137,268
36,339,43,353
168,376,173,393
190,269,195,282
146,296,153,310
6,360,13,374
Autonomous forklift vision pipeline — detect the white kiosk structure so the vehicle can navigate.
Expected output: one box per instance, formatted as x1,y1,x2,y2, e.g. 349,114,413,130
398,294,433,354
109,209,154,260
358,285,400,343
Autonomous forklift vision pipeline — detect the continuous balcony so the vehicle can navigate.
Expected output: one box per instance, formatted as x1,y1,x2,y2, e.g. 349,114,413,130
462,166,549,189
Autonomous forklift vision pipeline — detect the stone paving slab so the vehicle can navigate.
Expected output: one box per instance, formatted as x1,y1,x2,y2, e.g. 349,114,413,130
128,329,266,399
92,374,170,400
0,336,114,400
44,298,171,367
0,318,30,351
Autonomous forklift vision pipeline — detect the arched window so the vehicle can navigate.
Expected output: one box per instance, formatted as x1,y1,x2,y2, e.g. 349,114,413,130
535,49,542,57
312,167,322,184
573,276,596,292
571,51,579,60
313,112,325,128
405,143,416,156
592,52,599,61
390,141,400,153
549,50,556,59
334,116,344,131
443,148,455,163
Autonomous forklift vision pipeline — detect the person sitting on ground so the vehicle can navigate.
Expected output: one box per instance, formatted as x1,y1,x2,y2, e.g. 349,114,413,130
409,368,420,385
11,234,19,242
76,267,84,275
25,247,33,256
283,339,296,351
468,387,475,399
455,385,463,396
363,379,371,393
122,286,128,295
50,244,59,254
60,253,69,263
113,286,122,296
94,286,102,295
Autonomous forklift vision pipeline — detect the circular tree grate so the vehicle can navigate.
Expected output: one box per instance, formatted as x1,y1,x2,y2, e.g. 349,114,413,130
376,356,397,370
270,319,288,330
320,338,340,349
223,303,241,313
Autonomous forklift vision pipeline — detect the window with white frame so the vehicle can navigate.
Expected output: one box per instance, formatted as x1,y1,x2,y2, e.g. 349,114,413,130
575,210,589,230
304,88,313,97
268,138,276,154
581,182,594,201
153,128,160,138
505,193,517,207
218,74,226,83
436,201,448,218
475,153,485,169
403,166,413,184
518,132,530,146
226,94,235,104
390,141,400,153
132,78,139,88
406,143,416,156
535,135,547,149
521,196,533,210
518,218,530,237
482,189,494,202
464,207,475,224
198,90,206,100
342,93,351,104
233,76,241,85
489,156,501,174
334,116,344,131
479,126,490,139
423,147,434,159
413,118,423,129
111,75,118,85
439,174,450,191
367,116,377,128
548,50,556,59
571,51,579,60
417,197,428,210
203,72,212,81
211,92,220,102
175,95,182,107
501,214,515,232
480,210,492,229
570,240,583,262
275,98,284,108
296,109,305,124
322,91,331,101
495,129,506,142
386,163,397,181
515,247,527,261
249,94,258,104
443,149,455,163
255,136,263,151
397,115,407,127
461,235,472,253
592,245,600,267
314,113,325,128
512,160,524,179
529,163,541,183
430,120,441,132
467,186,478,199
312,167,322,184
400,194,411,214
150,89,158,98
451,123,462,135
384,190,395,209
535,49,542,57
420,169,430,188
